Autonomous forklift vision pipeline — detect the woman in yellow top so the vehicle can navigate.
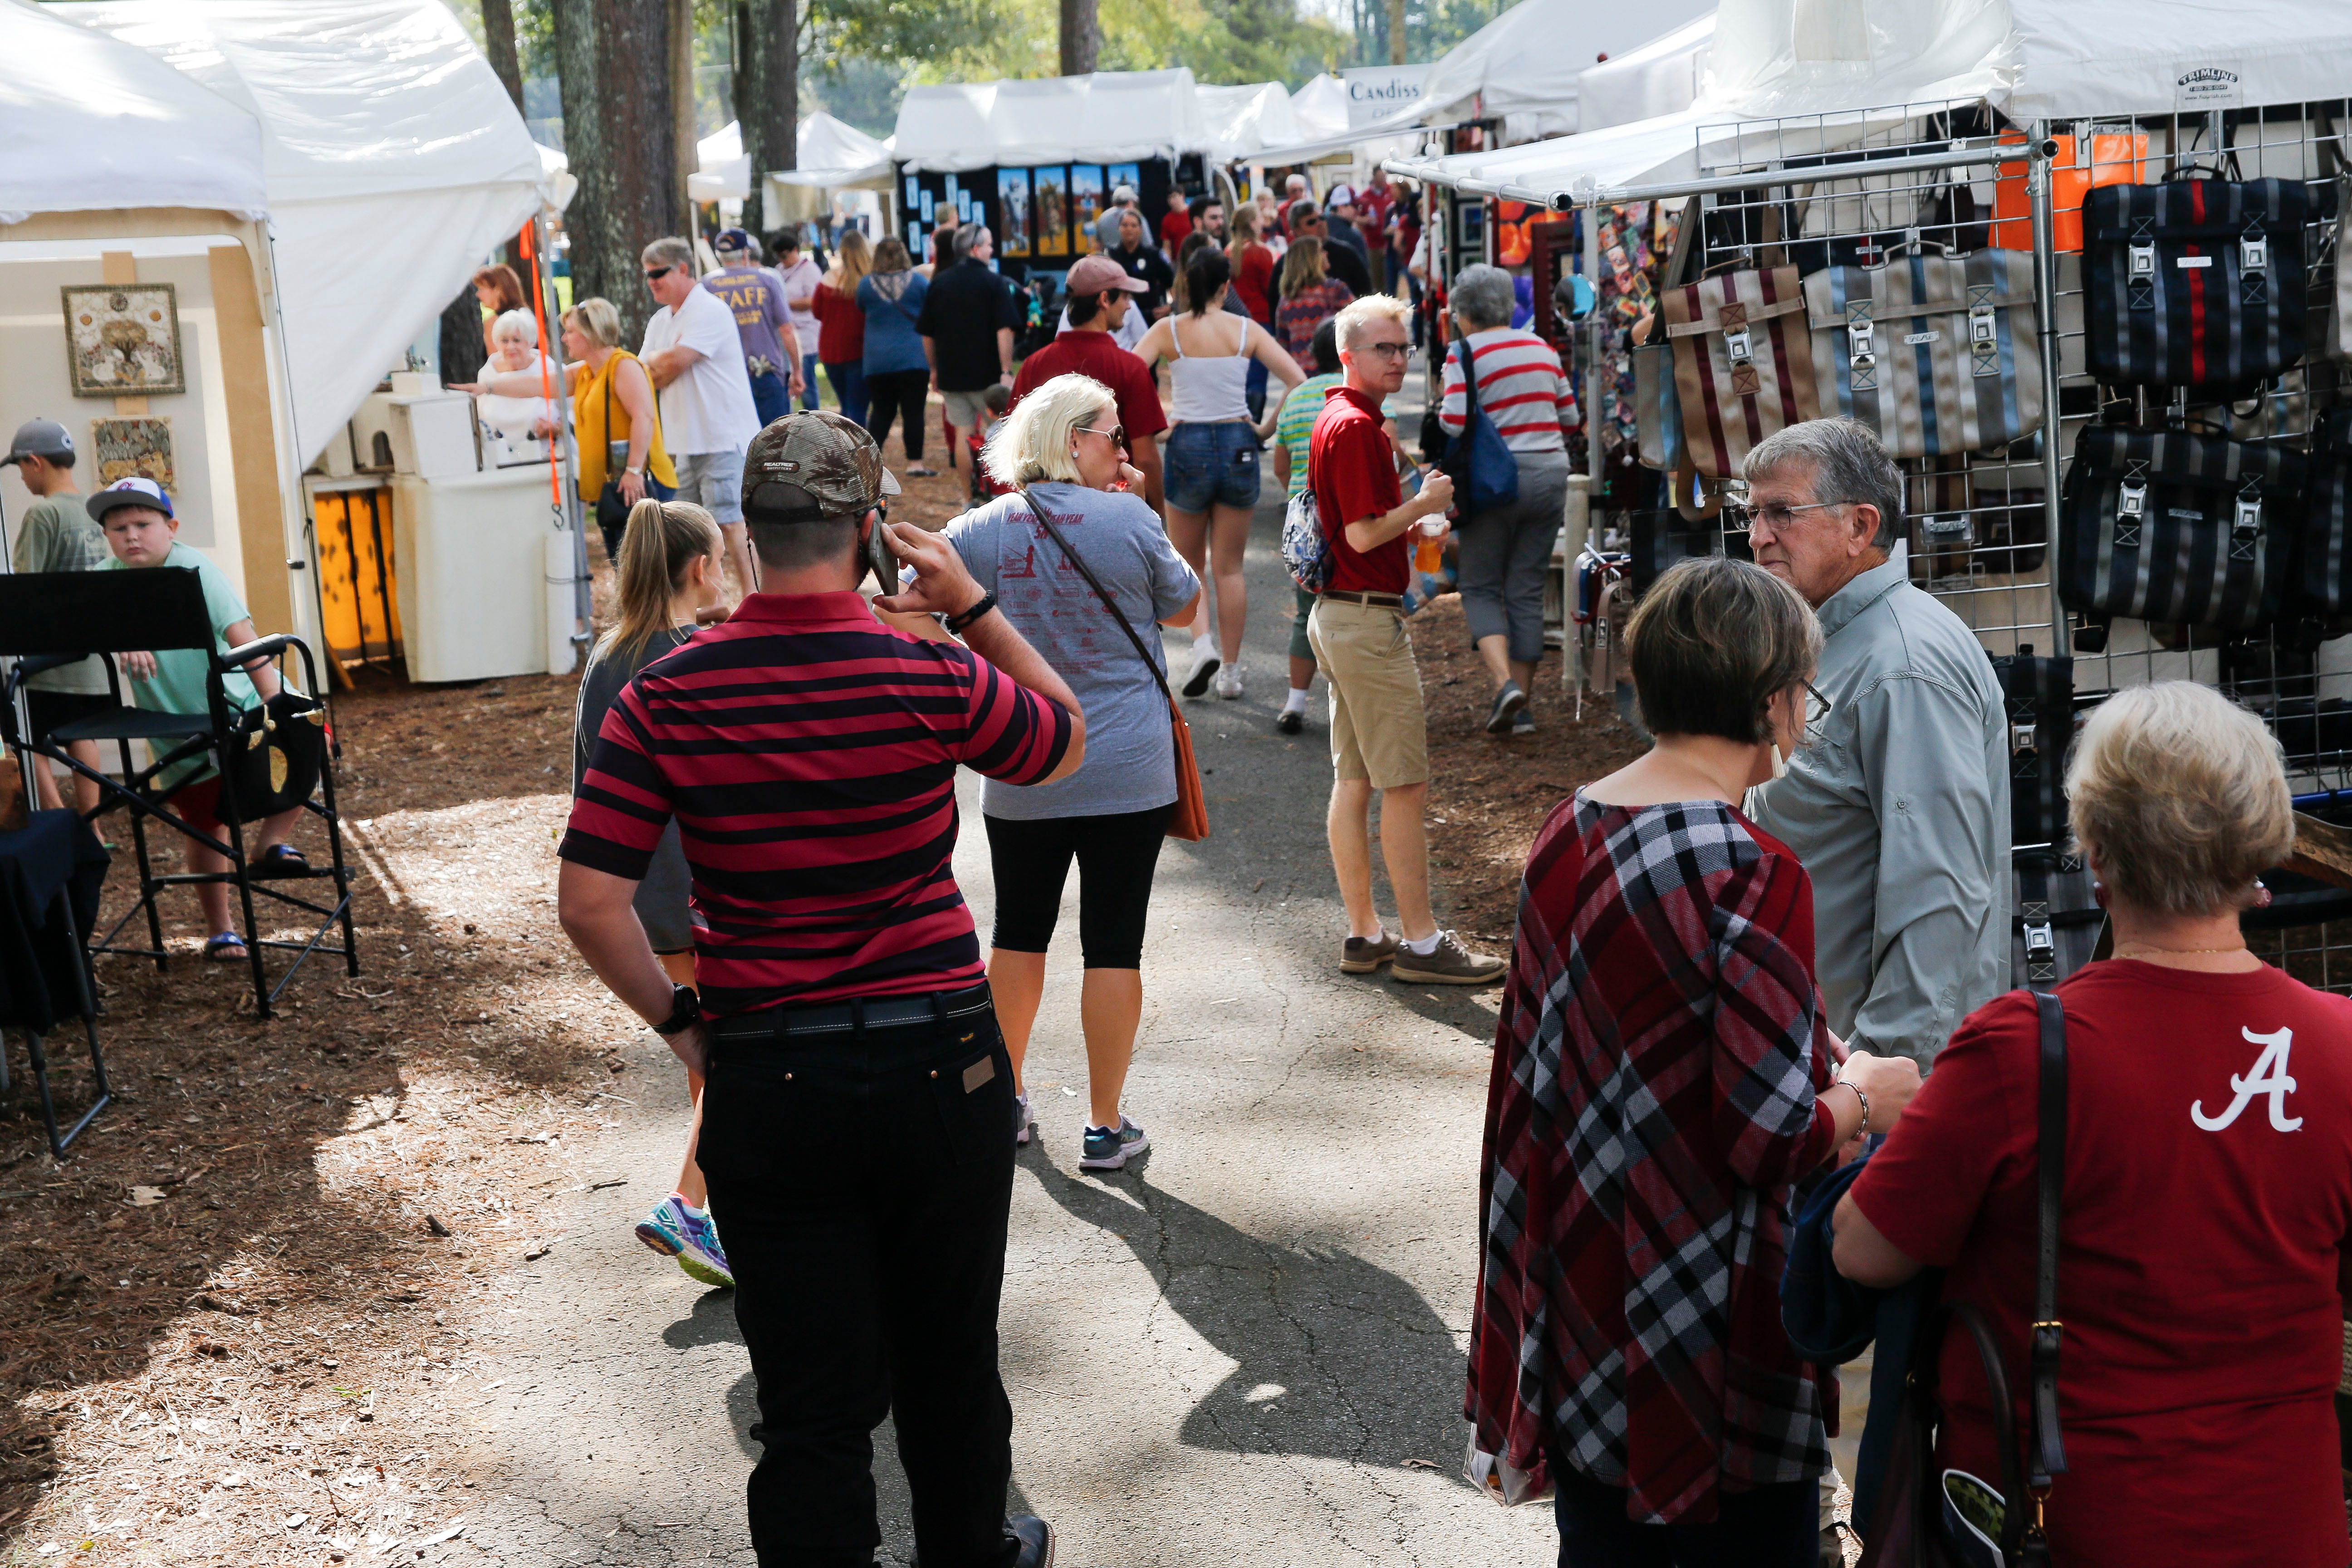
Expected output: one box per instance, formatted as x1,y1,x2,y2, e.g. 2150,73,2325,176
481,294,677,564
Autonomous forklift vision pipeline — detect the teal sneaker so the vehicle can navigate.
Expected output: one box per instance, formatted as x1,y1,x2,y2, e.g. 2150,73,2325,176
634,1195,734,1289
1079,1116,1149,1171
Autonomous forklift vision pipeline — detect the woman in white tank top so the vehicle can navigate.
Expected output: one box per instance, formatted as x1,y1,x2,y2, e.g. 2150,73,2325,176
1133,249,1304,700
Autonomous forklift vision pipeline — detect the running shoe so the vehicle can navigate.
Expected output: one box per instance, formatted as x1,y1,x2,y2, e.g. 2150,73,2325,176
1181,645,1221,697
672,1201,734,1289
1511,710,1536,736
1485,681,1528,735
1014,1092,1034,1147
633,1196,686,1259
1214,665,1245,700
1079,1116,1150,1171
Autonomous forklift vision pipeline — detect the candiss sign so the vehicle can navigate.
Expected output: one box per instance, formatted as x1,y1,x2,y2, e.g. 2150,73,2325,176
1343,65,1432,128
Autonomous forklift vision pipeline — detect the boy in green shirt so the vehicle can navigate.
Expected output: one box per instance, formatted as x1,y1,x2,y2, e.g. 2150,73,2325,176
3,418,108,811
1269,319,1344,735
90,477,304,963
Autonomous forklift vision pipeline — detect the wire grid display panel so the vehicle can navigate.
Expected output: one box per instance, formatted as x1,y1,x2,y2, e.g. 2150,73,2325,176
1678,100,2062,660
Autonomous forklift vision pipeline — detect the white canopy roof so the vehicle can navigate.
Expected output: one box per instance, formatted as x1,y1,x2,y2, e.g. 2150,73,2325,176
1577,15,1715,132
893,69,1211,174
1291,75,1350,142
59,0,551,464
0,0,268,223
1390,0,2352,207
1197,82,1303,162
1362,0,1716,143
691,112,897,199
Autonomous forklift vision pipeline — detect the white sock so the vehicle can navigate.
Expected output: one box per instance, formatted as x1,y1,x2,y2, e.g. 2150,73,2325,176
1282,687,1309,714
1402,931,1445,956
1192,630,1214,649
1352,926,1387,945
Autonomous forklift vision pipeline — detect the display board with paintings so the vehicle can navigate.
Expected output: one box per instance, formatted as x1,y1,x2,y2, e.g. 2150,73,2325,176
897,156,1195,274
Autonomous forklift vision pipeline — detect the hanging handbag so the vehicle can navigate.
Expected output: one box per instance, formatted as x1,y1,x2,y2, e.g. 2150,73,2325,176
1632,341,1683,471
1441,336,1521,516
2079,172,2310,389
2058,424,2305,637
1661,265,1822,479
1805,250,2043,460
2295,409,2352,624
219,690,329,825
1859,991,2068,1568
1017,490,1208,843
1987,643,2073,850
594,363,632,542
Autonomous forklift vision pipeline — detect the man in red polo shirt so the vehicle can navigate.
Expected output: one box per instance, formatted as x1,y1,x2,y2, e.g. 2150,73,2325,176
557,412,1083,1568
1306,294,1504,988
1007,254,1168,515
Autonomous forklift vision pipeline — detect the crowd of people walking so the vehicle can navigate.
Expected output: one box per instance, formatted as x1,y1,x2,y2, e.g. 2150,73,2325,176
513,178,2352,1568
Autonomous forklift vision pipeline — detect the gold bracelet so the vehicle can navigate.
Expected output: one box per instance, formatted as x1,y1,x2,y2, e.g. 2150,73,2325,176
1837,1078,1871,1138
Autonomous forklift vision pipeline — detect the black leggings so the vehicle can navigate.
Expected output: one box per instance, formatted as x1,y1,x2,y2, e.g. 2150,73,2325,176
863,368,930,460
984,804,1172,969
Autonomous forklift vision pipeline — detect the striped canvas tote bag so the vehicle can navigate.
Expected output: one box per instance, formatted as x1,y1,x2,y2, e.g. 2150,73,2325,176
2081,176,2310,388
2058,425,2305,633
1662,266,1822,478
2299,410,2352,620
1803,250,2042,460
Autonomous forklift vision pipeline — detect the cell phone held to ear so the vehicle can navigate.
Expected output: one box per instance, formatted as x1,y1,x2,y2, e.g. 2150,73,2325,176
865,514,901,589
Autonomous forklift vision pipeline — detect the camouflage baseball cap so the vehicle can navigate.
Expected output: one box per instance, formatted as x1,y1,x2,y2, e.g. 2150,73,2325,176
741,410,902,523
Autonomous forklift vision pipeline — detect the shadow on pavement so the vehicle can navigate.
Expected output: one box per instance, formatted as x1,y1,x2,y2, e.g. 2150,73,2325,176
1026,1152,1468,1469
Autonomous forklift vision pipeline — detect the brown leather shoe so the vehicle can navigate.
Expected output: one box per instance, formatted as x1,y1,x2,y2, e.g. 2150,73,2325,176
1341,931,1399,973
1390,931,1508,986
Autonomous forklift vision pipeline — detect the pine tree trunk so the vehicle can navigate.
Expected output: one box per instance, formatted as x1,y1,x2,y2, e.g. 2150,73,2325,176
552,0,679,351
1059,0,1098,76
1387,0,1406,64
734,0,799,240
671,0,698,239
480,0,525,113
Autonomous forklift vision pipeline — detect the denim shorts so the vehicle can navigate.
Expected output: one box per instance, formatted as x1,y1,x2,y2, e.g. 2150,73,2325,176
1163,420,1262,513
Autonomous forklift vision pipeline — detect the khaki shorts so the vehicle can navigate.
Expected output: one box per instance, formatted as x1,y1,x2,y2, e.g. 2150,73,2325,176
941,386,997,429
1306,598,1427,789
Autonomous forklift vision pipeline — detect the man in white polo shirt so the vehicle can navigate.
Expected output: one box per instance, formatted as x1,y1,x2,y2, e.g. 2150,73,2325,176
640,235,764,596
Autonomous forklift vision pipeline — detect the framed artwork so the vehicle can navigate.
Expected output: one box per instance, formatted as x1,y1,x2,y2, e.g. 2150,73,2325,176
1068,165,1106,245
90,416,175,492
1033,167,1070,257
997,168,1032,256
63,283,184,397
1108,162,1141,194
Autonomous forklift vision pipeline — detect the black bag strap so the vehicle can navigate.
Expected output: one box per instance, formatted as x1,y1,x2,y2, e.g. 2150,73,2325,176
2024,989,2071,1549
1018,488,1173,705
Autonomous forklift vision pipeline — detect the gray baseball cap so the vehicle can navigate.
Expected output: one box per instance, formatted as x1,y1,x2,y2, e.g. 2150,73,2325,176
2,418,74,467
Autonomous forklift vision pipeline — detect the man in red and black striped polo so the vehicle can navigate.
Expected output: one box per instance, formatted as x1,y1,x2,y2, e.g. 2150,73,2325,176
558,411,1083,1568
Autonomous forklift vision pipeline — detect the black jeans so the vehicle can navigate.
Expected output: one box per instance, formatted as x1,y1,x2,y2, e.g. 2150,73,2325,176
863,368,931,461
698,1002,1019,1568
1552,1463,1817,1568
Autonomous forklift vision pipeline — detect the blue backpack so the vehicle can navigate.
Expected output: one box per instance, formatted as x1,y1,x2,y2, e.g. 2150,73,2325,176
1280,487,1331,593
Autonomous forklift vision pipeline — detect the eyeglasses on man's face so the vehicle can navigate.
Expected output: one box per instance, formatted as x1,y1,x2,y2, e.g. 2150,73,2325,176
1727,499,1848,534
1356,339,1411,361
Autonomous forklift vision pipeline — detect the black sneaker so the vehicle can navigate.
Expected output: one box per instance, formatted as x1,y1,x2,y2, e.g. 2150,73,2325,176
1079,1116,1150,1171
1511,709,1536,736
1181,645,1221,697
1485,681,1528,735
1009,1515,1055,1568
1275,706,1305,735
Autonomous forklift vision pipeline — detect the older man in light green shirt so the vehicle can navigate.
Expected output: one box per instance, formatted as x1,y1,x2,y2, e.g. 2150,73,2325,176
1743,418,2009,1071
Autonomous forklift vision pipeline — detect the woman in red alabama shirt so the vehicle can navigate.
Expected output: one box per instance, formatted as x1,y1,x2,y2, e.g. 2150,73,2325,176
1834,681,2352,1568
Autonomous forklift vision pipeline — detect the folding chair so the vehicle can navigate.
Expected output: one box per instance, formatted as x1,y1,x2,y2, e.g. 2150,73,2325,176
0,569,360,1018
0,808,113,1158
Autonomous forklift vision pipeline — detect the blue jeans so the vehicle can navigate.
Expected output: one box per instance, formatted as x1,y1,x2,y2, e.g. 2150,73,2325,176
823,360,869,426
749,368,791,428
799,351,821,411
1163,421,1261,513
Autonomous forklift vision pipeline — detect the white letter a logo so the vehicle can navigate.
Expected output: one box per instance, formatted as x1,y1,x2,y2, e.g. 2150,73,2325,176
2191,1027,2304,1133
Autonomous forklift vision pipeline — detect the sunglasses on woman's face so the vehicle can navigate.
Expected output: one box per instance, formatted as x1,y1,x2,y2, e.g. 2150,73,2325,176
1077,423,1130,453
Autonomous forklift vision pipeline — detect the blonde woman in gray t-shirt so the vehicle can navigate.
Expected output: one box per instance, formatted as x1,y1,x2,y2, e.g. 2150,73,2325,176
935,373,1201,1170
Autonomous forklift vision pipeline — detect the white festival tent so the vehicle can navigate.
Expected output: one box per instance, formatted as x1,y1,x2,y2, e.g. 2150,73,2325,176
55,0,552,467
893,69,1214,175
1240,71,1419,169
687,112,895,203
1387,0,2352,208
1577,14,1715,133
1197,81,1304,163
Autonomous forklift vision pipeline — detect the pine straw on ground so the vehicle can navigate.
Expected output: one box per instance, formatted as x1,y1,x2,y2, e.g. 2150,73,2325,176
1405,596,1648,946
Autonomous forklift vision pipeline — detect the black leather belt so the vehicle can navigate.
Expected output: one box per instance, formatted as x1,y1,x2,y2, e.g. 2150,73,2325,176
1318,589,1406,609
709,982,994,1044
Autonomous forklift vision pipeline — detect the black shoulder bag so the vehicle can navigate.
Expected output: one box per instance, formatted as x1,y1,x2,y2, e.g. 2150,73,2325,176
1860,990,2068,1568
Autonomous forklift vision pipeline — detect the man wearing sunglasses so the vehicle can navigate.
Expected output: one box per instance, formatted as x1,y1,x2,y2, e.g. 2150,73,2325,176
1741,417,2009,1072
1006,254,1168,515
640,236,763,598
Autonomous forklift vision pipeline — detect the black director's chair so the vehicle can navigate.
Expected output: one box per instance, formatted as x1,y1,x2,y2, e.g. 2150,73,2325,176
0,569,359,1019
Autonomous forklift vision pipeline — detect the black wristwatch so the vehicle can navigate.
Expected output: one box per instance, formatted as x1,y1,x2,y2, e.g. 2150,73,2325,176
652,984,701,1036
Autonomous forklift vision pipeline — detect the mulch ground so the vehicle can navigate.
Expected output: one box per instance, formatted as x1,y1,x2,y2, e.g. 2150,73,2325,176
0,407,1639,1565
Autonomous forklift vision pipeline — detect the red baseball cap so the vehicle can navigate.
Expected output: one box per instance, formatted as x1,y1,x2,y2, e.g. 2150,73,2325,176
1063,255,1148,296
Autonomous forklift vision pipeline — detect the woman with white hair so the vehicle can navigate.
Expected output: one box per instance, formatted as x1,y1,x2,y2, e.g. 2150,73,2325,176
1834,681,2352,1568
1439,262,1578,736
932,373,1200,1170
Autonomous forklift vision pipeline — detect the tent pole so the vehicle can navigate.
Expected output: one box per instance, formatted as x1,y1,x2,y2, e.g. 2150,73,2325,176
2026,124,2067,650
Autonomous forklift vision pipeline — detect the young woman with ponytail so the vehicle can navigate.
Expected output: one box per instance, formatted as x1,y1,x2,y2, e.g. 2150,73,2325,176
1132,247,1304,701
568,498,735,1288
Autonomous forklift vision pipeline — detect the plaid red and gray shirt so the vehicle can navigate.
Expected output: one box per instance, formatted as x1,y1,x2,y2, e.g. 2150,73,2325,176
1469,792,1838,1524
559,591,1073,1015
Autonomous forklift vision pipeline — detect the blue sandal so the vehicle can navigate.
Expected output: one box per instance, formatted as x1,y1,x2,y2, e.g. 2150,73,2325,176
203,932,248,963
